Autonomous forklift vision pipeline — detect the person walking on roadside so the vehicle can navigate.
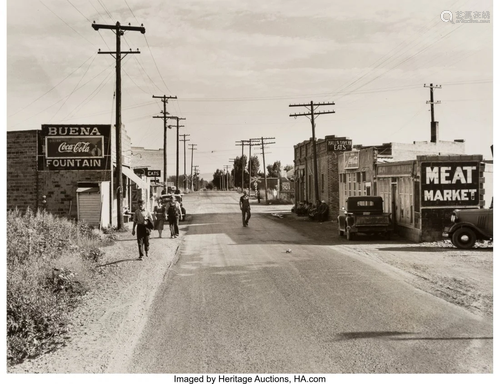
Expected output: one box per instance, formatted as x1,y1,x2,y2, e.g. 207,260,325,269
167,196,181,238
132,199,154,260
153,200,166,238
239,189,251,227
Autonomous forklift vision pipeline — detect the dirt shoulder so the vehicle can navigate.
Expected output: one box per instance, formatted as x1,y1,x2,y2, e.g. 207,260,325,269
262,204,493,319
8,223,183,374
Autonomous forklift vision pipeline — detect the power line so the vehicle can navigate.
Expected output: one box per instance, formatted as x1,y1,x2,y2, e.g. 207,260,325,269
62,66,115,121
49,54,97,122
124,0,140,24
39,0,96,47
14,62,115,126
96,0,112,20
8,53,95,118
66,0,92,23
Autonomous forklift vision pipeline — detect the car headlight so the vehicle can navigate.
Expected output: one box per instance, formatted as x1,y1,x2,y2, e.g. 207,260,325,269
451,213,456,223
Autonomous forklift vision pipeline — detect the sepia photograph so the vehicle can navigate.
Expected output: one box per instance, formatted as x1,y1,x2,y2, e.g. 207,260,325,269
4,0,495,379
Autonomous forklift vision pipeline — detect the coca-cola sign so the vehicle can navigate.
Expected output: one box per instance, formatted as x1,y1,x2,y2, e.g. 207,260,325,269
46,137,103,159
38,124,111,170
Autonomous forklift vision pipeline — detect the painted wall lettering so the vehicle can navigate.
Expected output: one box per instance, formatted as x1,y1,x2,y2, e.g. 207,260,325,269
38,124,111,171
421,161,480,207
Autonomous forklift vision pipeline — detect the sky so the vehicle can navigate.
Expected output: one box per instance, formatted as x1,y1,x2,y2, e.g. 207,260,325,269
6,0,494,180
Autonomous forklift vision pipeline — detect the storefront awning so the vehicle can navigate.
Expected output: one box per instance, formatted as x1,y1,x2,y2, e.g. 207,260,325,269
122,166,149,189
76,187,99,193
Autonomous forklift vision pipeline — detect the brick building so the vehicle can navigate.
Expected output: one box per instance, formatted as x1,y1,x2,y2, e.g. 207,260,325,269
7,125,148,227
294,135,352,219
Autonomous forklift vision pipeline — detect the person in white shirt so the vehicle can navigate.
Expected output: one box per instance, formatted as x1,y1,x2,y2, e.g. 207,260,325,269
132,199,153,260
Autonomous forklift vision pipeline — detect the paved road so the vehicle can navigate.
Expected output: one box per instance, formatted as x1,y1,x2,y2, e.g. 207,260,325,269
126,191,492,373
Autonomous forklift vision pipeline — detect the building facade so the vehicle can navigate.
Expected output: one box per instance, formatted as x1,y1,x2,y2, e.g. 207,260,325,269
376,155,485,242
7,125,148,228
294,135,352,219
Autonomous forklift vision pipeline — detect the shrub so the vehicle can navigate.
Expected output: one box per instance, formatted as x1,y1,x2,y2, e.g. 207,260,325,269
7,209,109,366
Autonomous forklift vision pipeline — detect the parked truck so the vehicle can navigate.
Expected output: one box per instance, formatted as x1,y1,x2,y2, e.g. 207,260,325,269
338,196,393,240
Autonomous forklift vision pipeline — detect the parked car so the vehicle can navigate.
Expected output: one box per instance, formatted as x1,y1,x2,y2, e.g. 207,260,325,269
160,193,187,221
338,196,393,240
442,207,493,249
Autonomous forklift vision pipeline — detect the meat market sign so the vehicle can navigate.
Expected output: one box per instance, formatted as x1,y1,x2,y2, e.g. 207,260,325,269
38,125,111,170
421,161,480,207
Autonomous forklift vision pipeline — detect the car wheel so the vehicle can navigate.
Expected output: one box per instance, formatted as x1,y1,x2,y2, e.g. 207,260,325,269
451,227,477,249
346,226,355,241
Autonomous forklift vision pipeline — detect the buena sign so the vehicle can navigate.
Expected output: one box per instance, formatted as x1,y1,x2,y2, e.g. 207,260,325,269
38,124,111,171
421,161,481,207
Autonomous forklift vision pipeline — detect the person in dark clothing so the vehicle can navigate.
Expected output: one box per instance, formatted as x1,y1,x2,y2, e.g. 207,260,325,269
239,190,251,227
309,200,329,222
132,199,153,260
153,200,166,238
167,197,181,238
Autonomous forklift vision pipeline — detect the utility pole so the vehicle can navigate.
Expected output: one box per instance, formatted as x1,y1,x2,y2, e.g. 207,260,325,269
166,117,185,190
179,133,190,192
220,167,225,191
290,101,335,204
193,165,200,191
252,137,275,204
153,95,177,187
247,139,260,194
223,165,230,190
92,21,145,229
424,83,442,143
228,158,235,190
189,143,197,191
235,140,249,190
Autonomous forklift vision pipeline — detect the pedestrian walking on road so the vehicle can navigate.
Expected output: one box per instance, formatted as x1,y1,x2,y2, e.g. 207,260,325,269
153,200,166,238
239,189,251,227
132,199,154,260
167,196,181,238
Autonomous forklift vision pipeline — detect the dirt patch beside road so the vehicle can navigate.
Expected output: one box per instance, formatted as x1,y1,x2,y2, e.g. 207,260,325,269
8,224,182,373
264,207,493,319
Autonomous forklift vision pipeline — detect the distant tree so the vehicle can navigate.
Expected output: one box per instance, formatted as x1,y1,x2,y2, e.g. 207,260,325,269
231,155,260,189
212,169,225,190
267,161,281,178
232,155,247,189
284,164,293,172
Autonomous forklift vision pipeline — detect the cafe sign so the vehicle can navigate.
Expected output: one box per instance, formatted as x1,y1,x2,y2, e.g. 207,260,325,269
421,161,480,207
327,138,352,152
147,170,161,177
38,124,111,171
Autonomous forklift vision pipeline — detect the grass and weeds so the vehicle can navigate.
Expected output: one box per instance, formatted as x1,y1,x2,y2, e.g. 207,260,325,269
7,208,116,366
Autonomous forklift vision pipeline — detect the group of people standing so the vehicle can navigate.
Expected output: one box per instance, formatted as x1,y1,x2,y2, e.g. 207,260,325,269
131,196,182,261
131,190,254,260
